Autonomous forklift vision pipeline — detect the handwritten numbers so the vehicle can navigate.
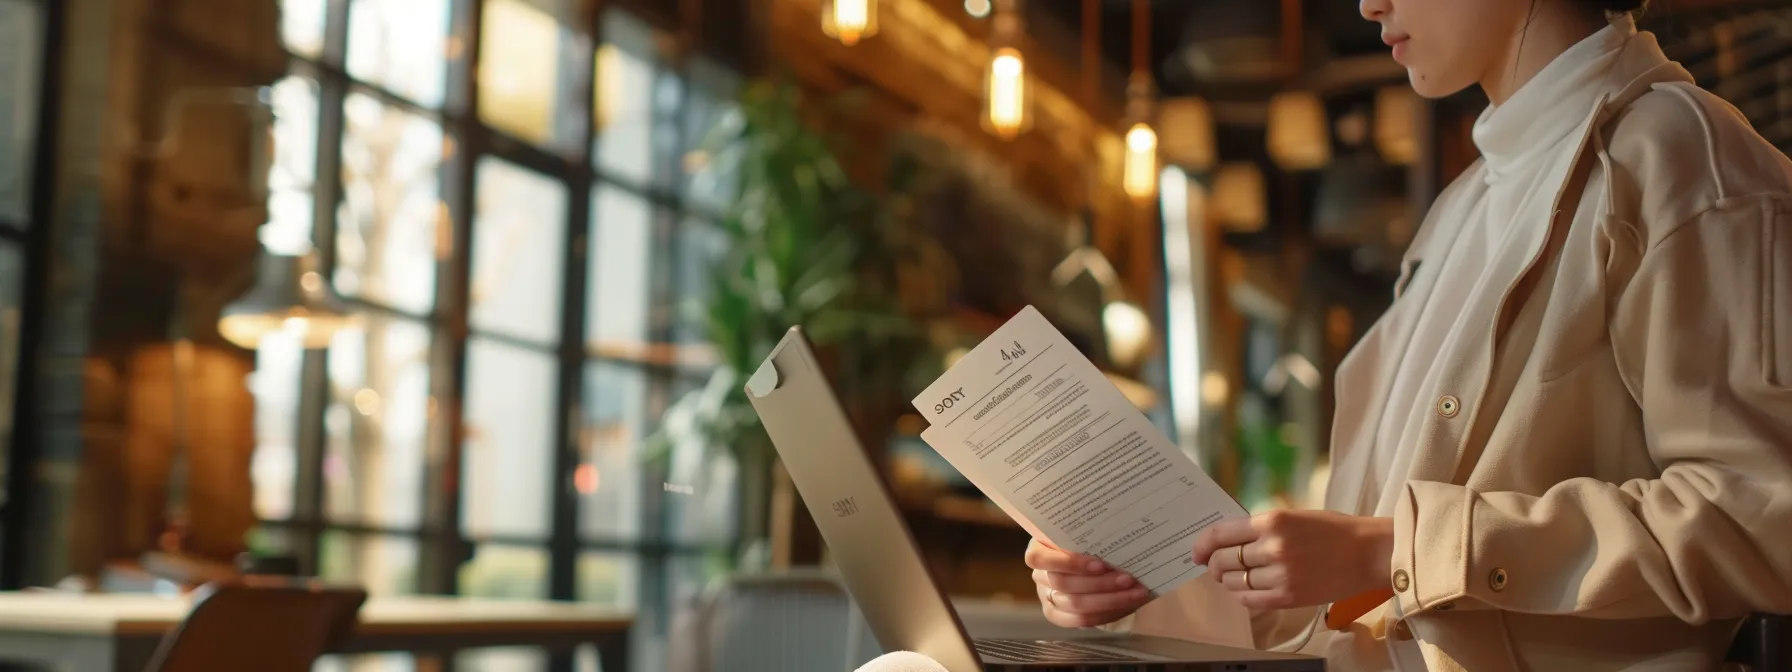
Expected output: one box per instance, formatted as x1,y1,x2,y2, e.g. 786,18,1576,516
932,387,967,415
999,340,1028,362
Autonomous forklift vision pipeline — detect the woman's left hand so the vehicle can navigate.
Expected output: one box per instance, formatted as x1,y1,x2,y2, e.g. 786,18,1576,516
1192,510,1396,611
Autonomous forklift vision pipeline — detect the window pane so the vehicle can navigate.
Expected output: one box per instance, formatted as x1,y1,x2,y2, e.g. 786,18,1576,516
458,649,547,672
248,332,304,521
318,530,419,595
460,543,548,598
594,9,678,188
586,185,654,359
682,58,741,216
346,0,449,107
457,544,551,671
324,315,430,527
0,0,43,224
337,94,442,314
478,0,582,150
668,553,724,607
664,377,736,545
0,245,21,502
578,363,645,541
314,654,417,672
575,551,639,607
280,0,327,57
470,158,566,345
461,338,557,539
670,219,725,366
265,75,319,255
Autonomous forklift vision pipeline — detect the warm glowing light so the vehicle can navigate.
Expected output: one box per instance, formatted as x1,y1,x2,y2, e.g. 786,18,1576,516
1268,91,1331,170
823,0,878,46
945,347,971,369
575,464,600,495
965,0,992,18
478,0,559,145
984,48,1029,139
353,388,382,416
1200,371,1230,408
1157,98,1216,169
1103,301,1153,369
1374,86,1419,165
1212,163,1267,233
593,45,621,130
1123,123,1159,201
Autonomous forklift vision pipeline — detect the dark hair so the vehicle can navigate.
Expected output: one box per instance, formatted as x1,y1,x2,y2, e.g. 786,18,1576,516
1585,0,1648,14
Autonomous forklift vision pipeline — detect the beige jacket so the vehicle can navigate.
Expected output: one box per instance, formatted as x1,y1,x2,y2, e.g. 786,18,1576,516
1125,30,1792,671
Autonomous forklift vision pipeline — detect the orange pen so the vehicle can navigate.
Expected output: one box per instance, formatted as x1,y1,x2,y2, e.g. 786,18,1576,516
1326,588,1395,630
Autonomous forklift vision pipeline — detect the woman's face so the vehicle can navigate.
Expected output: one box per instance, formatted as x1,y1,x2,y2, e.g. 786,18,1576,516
1360,0,1532,98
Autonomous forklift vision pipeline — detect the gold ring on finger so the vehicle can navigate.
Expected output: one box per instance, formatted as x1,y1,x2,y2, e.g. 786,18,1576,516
1244,567,1256,591
1236,545,1247,568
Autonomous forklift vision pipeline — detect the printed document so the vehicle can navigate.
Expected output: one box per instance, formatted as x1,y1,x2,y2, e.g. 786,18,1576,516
912,306,1245,596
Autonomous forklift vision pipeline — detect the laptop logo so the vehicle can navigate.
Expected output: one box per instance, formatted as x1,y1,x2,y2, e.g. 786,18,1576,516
832,496,860,518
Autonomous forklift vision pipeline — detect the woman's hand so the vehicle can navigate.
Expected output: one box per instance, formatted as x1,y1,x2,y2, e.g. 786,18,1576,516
1024,538,1152,628
1192,510,1395,611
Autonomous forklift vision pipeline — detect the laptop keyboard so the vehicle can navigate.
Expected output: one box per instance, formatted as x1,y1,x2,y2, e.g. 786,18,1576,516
975,639,1147,663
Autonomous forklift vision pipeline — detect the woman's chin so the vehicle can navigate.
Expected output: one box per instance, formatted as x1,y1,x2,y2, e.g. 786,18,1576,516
1406,69,1471,100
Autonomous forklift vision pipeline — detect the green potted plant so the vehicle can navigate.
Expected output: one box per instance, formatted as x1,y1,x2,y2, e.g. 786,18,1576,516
647,79,946,569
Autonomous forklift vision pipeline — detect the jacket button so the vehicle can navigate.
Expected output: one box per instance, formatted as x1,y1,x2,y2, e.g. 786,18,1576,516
1437,395,1461,418
1489,568,1509,592
1392,569,1411,592
1394,620,1414,641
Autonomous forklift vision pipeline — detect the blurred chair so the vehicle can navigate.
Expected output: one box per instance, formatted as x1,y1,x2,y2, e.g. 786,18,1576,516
142,577,367,672
1725,613,1789,672
666,570,880,672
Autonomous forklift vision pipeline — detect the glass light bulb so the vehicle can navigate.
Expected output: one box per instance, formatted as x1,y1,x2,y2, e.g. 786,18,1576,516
824,0,877,46
1123,123,1159,200
986,48,1027,138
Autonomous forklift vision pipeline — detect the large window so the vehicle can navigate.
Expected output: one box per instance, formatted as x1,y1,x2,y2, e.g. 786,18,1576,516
256,1,741,670
0,0,47,586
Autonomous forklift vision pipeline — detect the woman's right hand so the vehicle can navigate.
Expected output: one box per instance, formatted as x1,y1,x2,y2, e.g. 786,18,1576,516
1025,538,1152,628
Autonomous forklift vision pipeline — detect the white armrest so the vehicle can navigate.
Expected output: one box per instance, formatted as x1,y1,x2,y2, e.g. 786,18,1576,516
854,651,949,672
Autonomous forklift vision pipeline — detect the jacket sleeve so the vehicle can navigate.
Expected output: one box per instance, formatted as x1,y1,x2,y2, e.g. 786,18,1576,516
1390,195,1792,623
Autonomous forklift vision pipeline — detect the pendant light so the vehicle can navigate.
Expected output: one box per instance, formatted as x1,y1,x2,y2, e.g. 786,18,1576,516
1156,97,1215,170
823,0,878,46
220,248,355,349
1121,0,1157,202
982,0,1030,139
1267,90,1330,170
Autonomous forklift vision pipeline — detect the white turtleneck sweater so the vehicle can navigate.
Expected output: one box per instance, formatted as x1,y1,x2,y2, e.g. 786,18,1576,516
1343,18,1638,670
1355,18,1637,522
1105,17,1647,672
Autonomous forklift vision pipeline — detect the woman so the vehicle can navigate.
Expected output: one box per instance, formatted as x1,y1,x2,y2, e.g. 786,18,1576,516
1026,0,1792,669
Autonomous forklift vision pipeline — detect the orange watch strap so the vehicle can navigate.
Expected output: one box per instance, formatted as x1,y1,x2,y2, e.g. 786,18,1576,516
1327,587,1396,630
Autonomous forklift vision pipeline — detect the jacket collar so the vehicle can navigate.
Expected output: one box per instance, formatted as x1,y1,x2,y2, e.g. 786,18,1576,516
1422,26,1695,486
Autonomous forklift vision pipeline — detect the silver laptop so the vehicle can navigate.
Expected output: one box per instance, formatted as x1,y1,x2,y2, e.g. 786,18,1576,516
744,327,1324,671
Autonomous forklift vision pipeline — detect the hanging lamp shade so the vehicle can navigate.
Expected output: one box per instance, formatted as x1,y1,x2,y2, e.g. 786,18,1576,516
1156,97,1216,170
1374,86,1419,166
219,251,355,349
1211,162,1267,233
822,0,878,46
1267,91,1330,170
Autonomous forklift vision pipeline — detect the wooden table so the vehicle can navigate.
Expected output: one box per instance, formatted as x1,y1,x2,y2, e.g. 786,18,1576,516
0,592,633,671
